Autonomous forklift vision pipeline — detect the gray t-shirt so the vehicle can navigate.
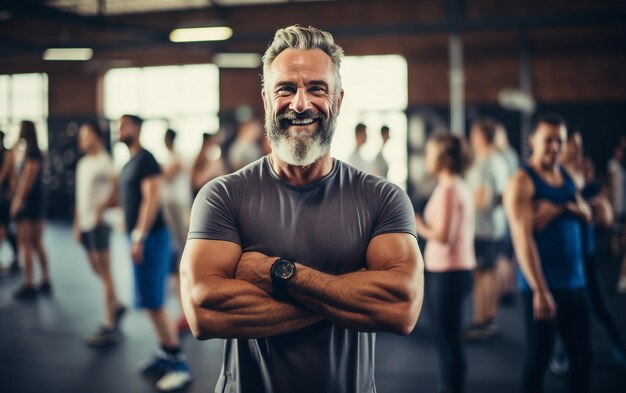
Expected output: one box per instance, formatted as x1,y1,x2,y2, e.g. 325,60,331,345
189,156,416,393
465,152,509,240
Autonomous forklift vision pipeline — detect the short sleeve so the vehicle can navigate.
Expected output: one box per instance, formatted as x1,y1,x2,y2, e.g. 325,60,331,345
371,182,417,239
139,151,161,180
187,176,242,245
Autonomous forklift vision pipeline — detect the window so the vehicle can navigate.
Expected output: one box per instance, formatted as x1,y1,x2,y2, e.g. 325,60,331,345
331,55,408,188
104,64,219,169
0,73,49,150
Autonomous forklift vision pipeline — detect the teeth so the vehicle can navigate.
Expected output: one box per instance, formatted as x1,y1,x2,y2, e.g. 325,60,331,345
289,118,314,125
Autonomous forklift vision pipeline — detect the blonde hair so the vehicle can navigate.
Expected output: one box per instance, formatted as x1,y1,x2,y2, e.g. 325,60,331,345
262,25,344,91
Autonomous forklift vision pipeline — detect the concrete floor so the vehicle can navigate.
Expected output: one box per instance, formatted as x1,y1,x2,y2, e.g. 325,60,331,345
1,222,625,393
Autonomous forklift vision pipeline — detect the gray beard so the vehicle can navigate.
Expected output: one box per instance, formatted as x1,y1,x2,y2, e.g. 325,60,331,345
265,107,337,167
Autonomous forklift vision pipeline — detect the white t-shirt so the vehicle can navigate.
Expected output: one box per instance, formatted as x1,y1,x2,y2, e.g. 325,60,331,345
75,151,115,231
161,151,192,206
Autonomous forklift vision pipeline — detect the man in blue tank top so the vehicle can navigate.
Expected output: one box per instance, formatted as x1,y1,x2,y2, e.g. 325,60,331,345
504,115,592,393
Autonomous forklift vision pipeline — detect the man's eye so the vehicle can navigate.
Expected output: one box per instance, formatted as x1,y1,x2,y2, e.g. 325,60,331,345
309,86,327,94
276,87,295,94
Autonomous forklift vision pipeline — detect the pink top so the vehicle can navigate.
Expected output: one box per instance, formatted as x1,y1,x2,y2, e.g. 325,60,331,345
423,176,476,272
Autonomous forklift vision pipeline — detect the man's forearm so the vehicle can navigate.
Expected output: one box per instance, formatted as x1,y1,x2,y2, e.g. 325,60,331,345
184,275,322,340
511,228,549,293
287,265,420,335
136,190,160,235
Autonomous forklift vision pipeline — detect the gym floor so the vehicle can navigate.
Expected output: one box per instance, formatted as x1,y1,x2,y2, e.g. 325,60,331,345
1,222,624,393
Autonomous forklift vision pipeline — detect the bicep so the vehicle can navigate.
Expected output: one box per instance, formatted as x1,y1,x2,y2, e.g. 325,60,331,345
366,233,421,274
181,239,243,283
504,174,533,233
140,175,162,198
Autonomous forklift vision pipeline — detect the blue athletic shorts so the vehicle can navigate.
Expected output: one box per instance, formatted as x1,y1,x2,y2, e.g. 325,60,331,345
130,228,171,310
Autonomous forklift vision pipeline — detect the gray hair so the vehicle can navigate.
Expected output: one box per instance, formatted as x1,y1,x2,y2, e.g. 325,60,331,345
262,25,344,92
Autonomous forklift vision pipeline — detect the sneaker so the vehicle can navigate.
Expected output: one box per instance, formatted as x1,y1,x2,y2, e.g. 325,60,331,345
38,281,53,296
549,352,569,376
483,319,499,337
156,357,193,391
85,325,121,347
465,324,488,341
139,350,174,377
13,285,37,301
114,304,127,328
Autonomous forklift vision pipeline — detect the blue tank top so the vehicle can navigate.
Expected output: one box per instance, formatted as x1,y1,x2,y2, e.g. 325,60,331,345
518,165,586,291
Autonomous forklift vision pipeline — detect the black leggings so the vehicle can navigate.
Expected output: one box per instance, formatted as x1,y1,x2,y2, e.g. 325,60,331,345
584,254,626,350
426,270,472,393
522,289,592,393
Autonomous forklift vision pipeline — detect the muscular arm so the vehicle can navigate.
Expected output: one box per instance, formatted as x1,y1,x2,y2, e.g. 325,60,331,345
504,171,555,319
180,239,321,340
290,233,423,335
236,233,424,336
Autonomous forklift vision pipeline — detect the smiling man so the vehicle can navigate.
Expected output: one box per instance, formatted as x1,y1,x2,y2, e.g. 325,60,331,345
504,115,592,393
180,25,424,393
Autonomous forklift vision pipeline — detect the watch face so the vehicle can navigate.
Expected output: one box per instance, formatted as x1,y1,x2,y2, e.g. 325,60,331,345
272,260,295,280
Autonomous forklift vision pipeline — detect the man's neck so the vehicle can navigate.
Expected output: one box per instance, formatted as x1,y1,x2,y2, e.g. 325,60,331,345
128,142,142,156
530,157,560,178
269,153,333,187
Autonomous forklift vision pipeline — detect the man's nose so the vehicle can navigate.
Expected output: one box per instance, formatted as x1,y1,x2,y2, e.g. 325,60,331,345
289,88,313,113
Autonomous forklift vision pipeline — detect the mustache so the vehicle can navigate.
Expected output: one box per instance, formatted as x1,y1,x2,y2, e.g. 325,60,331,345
277,110,325,122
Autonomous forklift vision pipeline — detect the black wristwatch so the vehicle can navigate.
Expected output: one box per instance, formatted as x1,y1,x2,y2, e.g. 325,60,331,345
270,258,296,300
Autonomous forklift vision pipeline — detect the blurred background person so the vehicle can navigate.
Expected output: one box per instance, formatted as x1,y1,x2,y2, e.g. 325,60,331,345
0,129,18,277
74,122,126,346
607,140,626,292
117,114,192,391
505,115,592,393
415,132,475,393
227,118,262,172
580,157,626,366
465,118,510,340
371,125,390,179
494,123,519,304
347,123,370,172
191,132,226,197
160,128,192,334
11,120,50,300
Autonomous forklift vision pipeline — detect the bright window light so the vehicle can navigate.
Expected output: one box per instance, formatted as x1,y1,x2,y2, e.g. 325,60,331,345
213,53,262,68
104,64,220,169
0,73,48,150
169,26,233,43
43,48,93,61
331,55,408,188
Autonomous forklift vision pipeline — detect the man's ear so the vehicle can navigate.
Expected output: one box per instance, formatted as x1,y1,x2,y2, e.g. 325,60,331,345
336,89,345,113
261,89,268,113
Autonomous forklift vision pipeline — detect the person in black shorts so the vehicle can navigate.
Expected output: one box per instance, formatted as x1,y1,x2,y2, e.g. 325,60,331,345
74,122,126,346
11,121,51,300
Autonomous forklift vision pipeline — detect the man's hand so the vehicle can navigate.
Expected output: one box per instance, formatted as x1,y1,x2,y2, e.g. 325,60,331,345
131,241,144,264
235,251,276,294
532,290,556,320
533,200,563,231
